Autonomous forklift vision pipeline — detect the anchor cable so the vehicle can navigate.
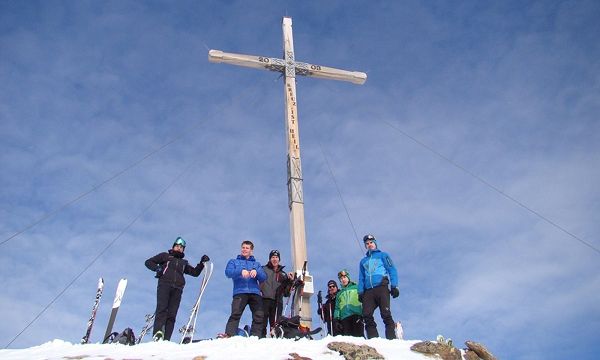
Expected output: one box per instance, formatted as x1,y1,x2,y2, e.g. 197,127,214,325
379,118,599,255
1,78,267,247
4,156,198,348
316,140,364,254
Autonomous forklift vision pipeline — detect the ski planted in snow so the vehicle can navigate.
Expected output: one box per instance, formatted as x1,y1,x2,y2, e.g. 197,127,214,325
396,321,404,340
102,278,128,343
136,313,155,344
80,277,104,344
179,262,214,344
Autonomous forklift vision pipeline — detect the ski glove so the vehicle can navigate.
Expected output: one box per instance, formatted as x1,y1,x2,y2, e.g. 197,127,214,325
317,290,323,304
201,254,210,263
155,265,164,279
358,293,364,303
390,287,399,298
293,278,304,288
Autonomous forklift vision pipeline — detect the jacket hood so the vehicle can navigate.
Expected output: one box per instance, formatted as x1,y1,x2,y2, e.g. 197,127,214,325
236,254,256,261
341,280,357,288
338,269,353,282
266,262,285,271
168,249,185,258
365,248,382,256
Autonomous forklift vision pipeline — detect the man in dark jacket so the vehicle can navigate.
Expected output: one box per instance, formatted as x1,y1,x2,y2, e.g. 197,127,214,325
317,279,340,336
145,236,209,341
224,240,267,337
260,249,294,337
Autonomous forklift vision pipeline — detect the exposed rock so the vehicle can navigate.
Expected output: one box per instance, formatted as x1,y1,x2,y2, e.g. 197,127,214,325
465,341,497,360
287,353,312,360
327,341,385,360
463,349,480,360
410,341,462,360
410,341,440,355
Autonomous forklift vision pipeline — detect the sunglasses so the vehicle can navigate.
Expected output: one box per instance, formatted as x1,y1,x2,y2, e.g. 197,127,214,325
328,285,337,288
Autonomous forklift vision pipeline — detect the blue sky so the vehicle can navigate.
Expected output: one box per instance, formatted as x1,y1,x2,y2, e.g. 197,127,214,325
1,1,599,359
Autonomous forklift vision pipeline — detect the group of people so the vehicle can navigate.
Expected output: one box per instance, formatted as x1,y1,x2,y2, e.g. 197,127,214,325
144,233,398,341
317,234,399,340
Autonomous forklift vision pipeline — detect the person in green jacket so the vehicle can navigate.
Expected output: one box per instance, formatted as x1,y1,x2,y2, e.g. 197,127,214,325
334,269,364,337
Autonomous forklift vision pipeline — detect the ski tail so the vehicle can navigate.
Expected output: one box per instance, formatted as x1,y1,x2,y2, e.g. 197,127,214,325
395,321,404,340
102,278,128,343
81,277,104,344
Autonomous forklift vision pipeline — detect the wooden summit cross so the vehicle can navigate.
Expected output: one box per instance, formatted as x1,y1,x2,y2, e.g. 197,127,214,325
208,17,366,327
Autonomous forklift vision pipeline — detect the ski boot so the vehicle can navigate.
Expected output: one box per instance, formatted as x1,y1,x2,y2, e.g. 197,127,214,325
153,330,164,341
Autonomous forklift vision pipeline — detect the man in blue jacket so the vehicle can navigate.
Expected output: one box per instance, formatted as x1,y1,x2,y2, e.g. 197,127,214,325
358,234,399,339
224,240,267,337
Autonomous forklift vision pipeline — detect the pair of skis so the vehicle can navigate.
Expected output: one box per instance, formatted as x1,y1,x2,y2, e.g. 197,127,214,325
80,278,128,344
179,262,214,344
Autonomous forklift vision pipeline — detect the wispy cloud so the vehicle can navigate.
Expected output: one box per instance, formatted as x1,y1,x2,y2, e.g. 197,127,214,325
1,1,599,358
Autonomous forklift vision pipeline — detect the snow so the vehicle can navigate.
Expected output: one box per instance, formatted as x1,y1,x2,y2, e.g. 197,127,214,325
0,336,435,360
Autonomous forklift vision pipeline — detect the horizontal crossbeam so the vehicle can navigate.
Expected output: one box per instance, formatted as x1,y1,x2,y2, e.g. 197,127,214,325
208,49,367,85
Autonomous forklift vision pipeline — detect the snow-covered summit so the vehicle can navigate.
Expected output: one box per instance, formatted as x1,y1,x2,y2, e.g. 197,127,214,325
1,336,434,360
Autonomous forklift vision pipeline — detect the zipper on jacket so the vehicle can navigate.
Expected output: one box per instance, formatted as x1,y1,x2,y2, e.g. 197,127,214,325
368,251,373,289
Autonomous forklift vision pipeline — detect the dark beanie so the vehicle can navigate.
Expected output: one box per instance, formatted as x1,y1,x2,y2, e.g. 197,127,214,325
327,280,337,288
269,249,280,259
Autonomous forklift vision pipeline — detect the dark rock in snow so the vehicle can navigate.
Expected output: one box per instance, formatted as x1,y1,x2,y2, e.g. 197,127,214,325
327,341,385,360
465,341,497,360
287,352,312,360
463,349,481,360
410,340,462,360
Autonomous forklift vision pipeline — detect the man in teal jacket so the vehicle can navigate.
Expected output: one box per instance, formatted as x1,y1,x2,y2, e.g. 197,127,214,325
334,270,364,337
358,234,399,339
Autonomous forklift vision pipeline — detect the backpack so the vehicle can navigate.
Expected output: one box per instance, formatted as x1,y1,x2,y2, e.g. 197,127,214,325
271,315,321,340
104,327,136,345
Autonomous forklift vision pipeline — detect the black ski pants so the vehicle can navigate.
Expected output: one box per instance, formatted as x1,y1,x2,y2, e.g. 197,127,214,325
261,298,283,337
362,285,396,339
340,314,364,337
153,283,183,341
321,302,341,336
225,293,264,337
326,319,342,336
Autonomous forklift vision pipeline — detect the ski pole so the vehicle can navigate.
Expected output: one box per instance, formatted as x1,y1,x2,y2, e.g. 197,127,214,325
296,261,307,315
317,290,325,336
283,273,298,317
328,302,333,336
